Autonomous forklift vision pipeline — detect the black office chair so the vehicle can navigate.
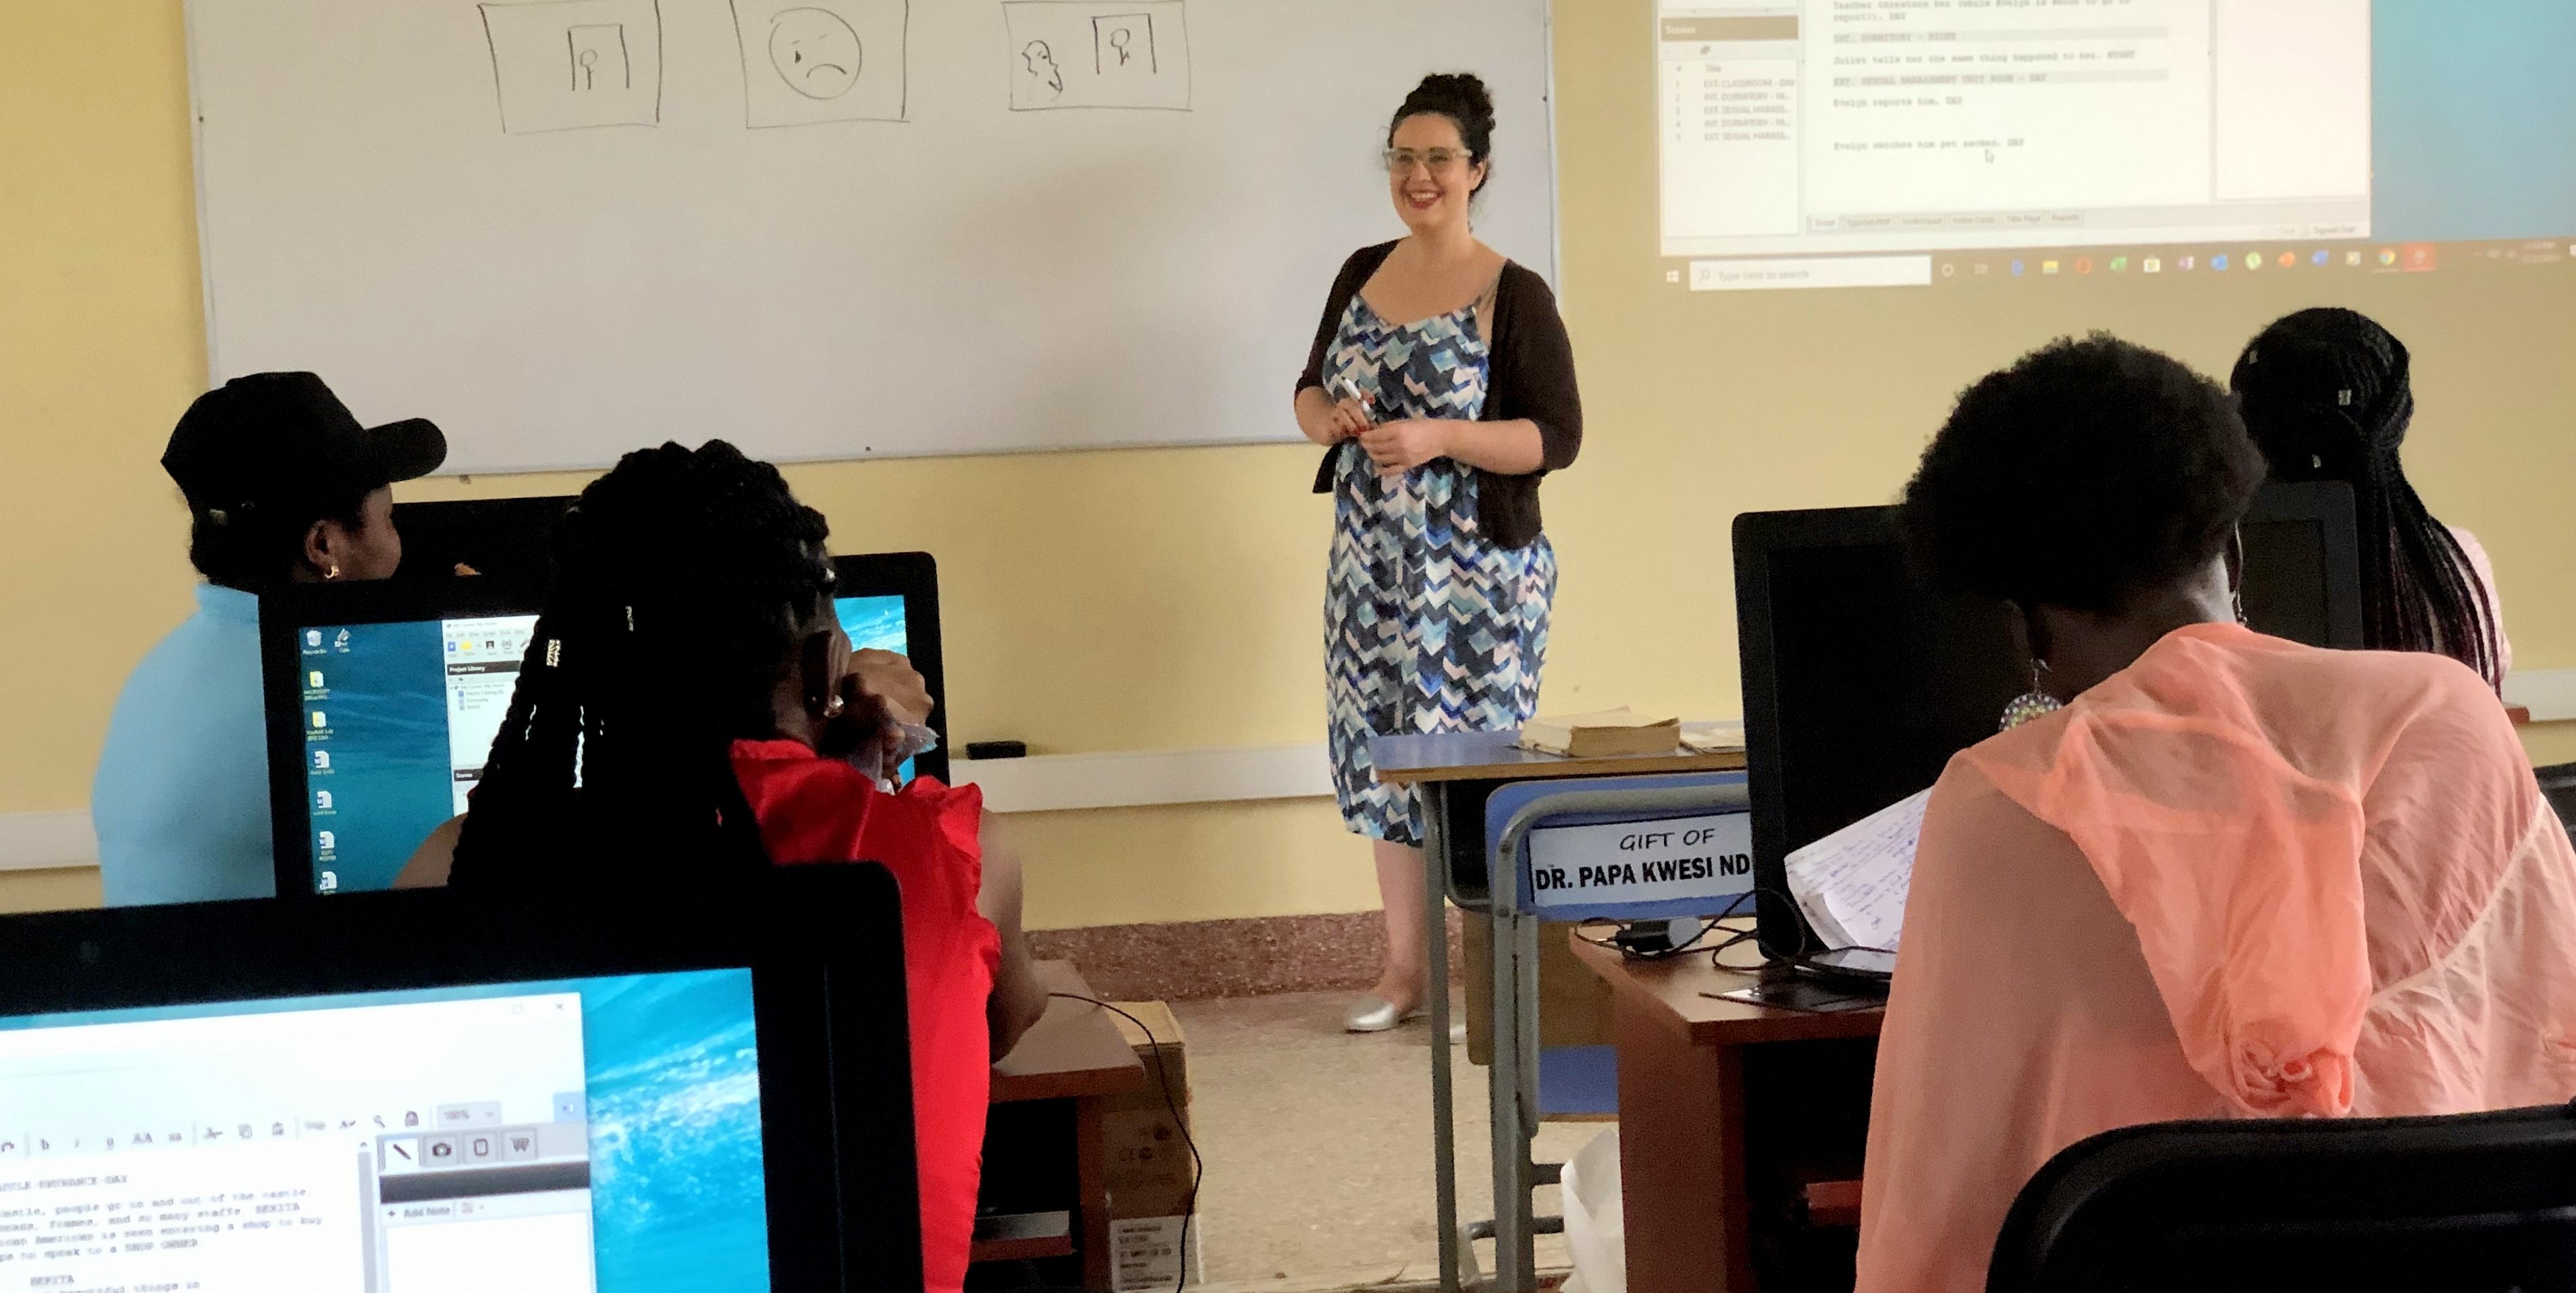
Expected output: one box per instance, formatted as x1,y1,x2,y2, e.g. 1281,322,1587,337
2537,761,2576,839
1987,1101,2576,1293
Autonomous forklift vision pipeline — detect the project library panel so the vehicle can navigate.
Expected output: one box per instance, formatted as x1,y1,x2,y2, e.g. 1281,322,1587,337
1659,0,2375,263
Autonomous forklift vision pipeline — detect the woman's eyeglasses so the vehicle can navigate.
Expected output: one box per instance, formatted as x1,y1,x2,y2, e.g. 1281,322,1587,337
1383,148,1474,175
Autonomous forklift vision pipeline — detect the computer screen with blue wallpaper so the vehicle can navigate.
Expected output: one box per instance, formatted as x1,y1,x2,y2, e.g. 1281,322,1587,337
0,968,767,1292
294,595,914,896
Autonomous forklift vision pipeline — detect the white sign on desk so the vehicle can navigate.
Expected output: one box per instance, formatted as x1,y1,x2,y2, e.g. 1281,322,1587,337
1526,813,1756,914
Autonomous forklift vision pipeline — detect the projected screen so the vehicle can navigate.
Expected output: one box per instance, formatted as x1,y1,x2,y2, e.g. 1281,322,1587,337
1660,1,2576,291
0,969,768,1293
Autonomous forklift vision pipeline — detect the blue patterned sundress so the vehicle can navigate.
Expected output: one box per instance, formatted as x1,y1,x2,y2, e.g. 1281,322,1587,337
1323,294,1558,846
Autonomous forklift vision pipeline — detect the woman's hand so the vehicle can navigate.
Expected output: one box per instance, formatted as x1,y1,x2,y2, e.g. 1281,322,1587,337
1360,418,1452,477
1295,388,1372,446
817,649,932,779
847,649,930,726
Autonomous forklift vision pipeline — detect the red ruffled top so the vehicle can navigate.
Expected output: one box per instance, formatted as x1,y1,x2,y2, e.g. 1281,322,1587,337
731,740,999,1293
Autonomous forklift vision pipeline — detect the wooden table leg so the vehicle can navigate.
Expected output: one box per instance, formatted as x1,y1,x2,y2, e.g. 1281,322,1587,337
1613,991,1753,1293
1077,1094,1112,1290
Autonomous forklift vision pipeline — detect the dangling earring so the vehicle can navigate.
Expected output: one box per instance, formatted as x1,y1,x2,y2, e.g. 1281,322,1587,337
2232,588,2247,626
2000,658,2063,731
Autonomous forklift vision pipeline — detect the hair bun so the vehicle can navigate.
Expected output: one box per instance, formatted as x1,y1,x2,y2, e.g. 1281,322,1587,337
1391,72,1498,186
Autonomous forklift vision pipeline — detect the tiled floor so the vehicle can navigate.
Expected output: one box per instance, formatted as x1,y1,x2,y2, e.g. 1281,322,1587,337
1171,991,1603,1292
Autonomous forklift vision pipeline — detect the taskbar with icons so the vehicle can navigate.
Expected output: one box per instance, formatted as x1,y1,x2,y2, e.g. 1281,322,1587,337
1939,239,2575,285
1666,240,2576,292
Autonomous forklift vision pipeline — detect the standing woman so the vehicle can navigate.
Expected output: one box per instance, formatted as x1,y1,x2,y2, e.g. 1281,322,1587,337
1294,74,1582,1032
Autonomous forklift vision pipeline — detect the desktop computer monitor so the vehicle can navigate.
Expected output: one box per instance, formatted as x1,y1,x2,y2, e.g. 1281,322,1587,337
0,866,919,1289
389,496,574,587
1732,482,2363,959
263,553,948,897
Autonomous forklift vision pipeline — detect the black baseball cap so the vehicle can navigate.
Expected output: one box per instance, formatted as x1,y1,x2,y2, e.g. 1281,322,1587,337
162,373,447,518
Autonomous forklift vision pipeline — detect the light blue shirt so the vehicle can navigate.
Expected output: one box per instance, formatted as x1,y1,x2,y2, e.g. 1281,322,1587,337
92,584,279,905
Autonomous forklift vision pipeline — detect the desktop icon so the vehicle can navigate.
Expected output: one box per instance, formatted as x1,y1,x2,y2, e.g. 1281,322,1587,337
333,629,349,651
2010,260,2026,277
2245,251,2263,271
2178,255,2197,271
446,640,458,654
2346,250,2363,267
2212,254,2230,271
317,831,336,852
1973,262,1989,276
313,750,330,771
2404,244,2438,271
311,711,327,730
2313,250,2331,267
2379,248,2399,267
2074,256,2094,275
315,790,333,811
2041,259,2060,275
308,670,324,689
318,870,339,893
1940,263,1955,279
305,630,323,648
2280,252,2298,269
2143,257,2160,274
2109,256,2128,273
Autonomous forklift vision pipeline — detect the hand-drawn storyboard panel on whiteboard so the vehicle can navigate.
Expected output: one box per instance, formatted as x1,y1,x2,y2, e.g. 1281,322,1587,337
1005,1,1189,111
188,0,1556,471
480,0,663,133
731,0,908,126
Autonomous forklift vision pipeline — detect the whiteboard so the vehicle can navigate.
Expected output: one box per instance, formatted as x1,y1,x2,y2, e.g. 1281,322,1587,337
186,0,1558,474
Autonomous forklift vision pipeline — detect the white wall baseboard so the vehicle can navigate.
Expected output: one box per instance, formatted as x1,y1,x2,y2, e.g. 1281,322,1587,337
2506,669,2576,723
0,743,1336,873
952,743,1333,814
0,811,98,873
19,678,2573,872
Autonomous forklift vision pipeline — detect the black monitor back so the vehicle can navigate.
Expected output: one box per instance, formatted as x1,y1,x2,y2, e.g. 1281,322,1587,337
1734,481,2363,959
391,496,574,586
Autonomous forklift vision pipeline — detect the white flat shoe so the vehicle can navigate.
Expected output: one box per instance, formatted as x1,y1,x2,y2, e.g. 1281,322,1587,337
1343,995,1424,1033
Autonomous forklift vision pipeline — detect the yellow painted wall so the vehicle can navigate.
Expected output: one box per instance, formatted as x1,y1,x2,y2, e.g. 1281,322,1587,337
5,0,2571,924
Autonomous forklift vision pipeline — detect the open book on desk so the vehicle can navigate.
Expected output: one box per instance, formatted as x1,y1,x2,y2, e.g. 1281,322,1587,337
1783,789,1931,954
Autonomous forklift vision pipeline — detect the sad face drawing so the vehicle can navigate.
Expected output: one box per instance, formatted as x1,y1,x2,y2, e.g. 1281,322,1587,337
769,7,863,100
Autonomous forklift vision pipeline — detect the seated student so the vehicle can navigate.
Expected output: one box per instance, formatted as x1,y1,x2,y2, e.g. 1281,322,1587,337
1854,336,2576,1293
93,372,445,905
2232,307,2511,685
427,441,1045,1293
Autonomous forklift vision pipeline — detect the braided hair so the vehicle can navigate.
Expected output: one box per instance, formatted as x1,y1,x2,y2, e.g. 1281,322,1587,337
2231,309,2502,690
447,441,836,888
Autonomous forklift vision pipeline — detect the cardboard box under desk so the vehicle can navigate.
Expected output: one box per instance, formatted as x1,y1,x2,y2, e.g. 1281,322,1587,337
1105,1001,1199,1290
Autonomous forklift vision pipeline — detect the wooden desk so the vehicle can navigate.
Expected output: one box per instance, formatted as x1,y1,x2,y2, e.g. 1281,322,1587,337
982,960,1145,1287
1570,936,1884,1293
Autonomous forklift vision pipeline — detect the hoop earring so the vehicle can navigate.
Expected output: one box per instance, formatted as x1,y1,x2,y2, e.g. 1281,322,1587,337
324,563,342,581
2000,658,2063,731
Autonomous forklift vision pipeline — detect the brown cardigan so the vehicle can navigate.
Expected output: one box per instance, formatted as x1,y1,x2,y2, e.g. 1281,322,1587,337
1296,241,1582,551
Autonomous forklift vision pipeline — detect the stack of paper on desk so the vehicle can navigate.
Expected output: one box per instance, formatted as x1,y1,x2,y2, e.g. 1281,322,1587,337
1784,788,1931,952
1516,709,1682,758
